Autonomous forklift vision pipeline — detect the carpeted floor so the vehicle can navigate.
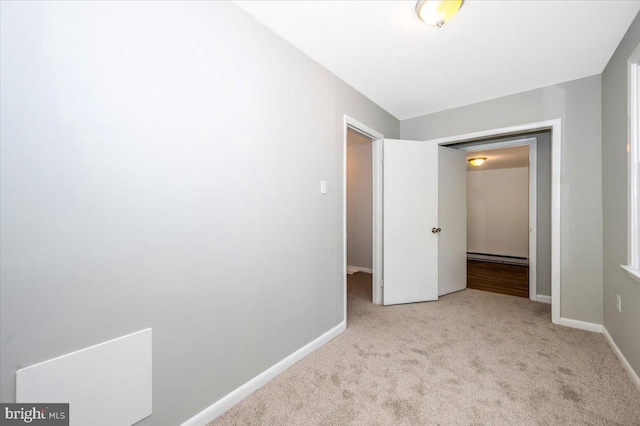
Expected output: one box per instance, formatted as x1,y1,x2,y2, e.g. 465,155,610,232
211,272,640,425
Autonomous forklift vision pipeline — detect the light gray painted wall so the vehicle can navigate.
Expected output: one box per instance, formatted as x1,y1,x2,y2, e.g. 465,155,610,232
467,167,529,258
602,12,640,378
536,133,552,298
401,76,602,323
0,2,399,424
347,144,373,269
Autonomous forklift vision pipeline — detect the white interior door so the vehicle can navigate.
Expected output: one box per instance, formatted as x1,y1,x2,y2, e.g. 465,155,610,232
438,146,467,296
383,139,439,305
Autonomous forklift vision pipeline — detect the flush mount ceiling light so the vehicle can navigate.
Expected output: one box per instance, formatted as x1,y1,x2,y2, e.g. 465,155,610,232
415,0,464,28
468,157,487,167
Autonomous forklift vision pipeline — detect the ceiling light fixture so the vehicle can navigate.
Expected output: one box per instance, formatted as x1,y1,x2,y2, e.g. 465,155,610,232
468,157,487,167
415,0,464,28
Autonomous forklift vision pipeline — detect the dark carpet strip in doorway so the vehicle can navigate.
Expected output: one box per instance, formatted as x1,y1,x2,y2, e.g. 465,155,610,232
467,260,529,298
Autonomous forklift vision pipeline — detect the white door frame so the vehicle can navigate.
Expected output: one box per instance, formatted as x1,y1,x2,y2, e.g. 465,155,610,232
424,119,561,325
343,116,384,321
460,137,538,301
344,116,562,325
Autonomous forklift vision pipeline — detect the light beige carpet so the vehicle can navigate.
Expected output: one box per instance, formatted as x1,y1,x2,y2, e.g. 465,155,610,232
211,273,640,425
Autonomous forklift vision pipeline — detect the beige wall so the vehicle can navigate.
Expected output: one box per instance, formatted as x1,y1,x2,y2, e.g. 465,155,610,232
467,167,529,258
347,143,373,270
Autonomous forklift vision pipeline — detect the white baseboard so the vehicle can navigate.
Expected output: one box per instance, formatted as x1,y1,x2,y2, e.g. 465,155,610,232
558,317,603,333
602,327,640,392
536,295,551,304
346,265,373,275
181,321,346,426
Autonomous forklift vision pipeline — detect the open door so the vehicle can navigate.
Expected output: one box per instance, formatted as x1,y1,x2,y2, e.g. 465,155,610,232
383,139,439,305
382,140,467,305
438,146,467,296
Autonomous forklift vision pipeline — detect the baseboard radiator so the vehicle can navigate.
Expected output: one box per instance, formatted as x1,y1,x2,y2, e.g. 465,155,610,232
467,252,528,266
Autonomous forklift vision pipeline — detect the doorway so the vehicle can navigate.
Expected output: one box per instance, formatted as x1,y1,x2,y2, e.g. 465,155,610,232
346,127,374,303
464,144,533,298
430,121,561,325
343,117,561,325
343,116,384,318
445,131,553,305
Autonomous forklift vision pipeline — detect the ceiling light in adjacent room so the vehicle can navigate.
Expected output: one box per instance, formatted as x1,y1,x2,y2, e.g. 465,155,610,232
468,157,487,167
415,0,464,28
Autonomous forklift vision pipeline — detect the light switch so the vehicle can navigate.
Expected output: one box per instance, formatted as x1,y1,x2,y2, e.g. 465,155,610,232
320,180,327,194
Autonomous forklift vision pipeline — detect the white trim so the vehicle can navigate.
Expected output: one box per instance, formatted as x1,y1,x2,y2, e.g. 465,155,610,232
529,140,538,301
344,115,385,307
181,321,346,426
602,327,640,392
550,121,561,325
459,137,537,301
536,295,551,304
372,139,384,305
346,117,384,141
623,42,640,280
629,54,639,268
558,317,603,333
424,120,556,146
347,265,373,275
460,138,534,151
621,265,640,284
430,119,562,325
343,117,348,325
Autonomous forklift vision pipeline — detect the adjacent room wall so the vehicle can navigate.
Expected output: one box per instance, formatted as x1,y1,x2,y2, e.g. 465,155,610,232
401,75,603,323
467,167,529,259
602,12,640,379
0,2,399,424
536,132,552,298
347,141,373,270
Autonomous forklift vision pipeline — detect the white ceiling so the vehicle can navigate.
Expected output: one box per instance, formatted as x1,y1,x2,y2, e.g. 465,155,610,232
465,145,529,171
235,0,640,120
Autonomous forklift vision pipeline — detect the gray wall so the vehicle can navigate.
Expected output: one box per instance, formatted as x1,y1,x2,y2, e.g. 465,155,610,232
347,143,373,269
0,2,399,424
602,12,640,378
536,133,552,298
401,76,602,323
